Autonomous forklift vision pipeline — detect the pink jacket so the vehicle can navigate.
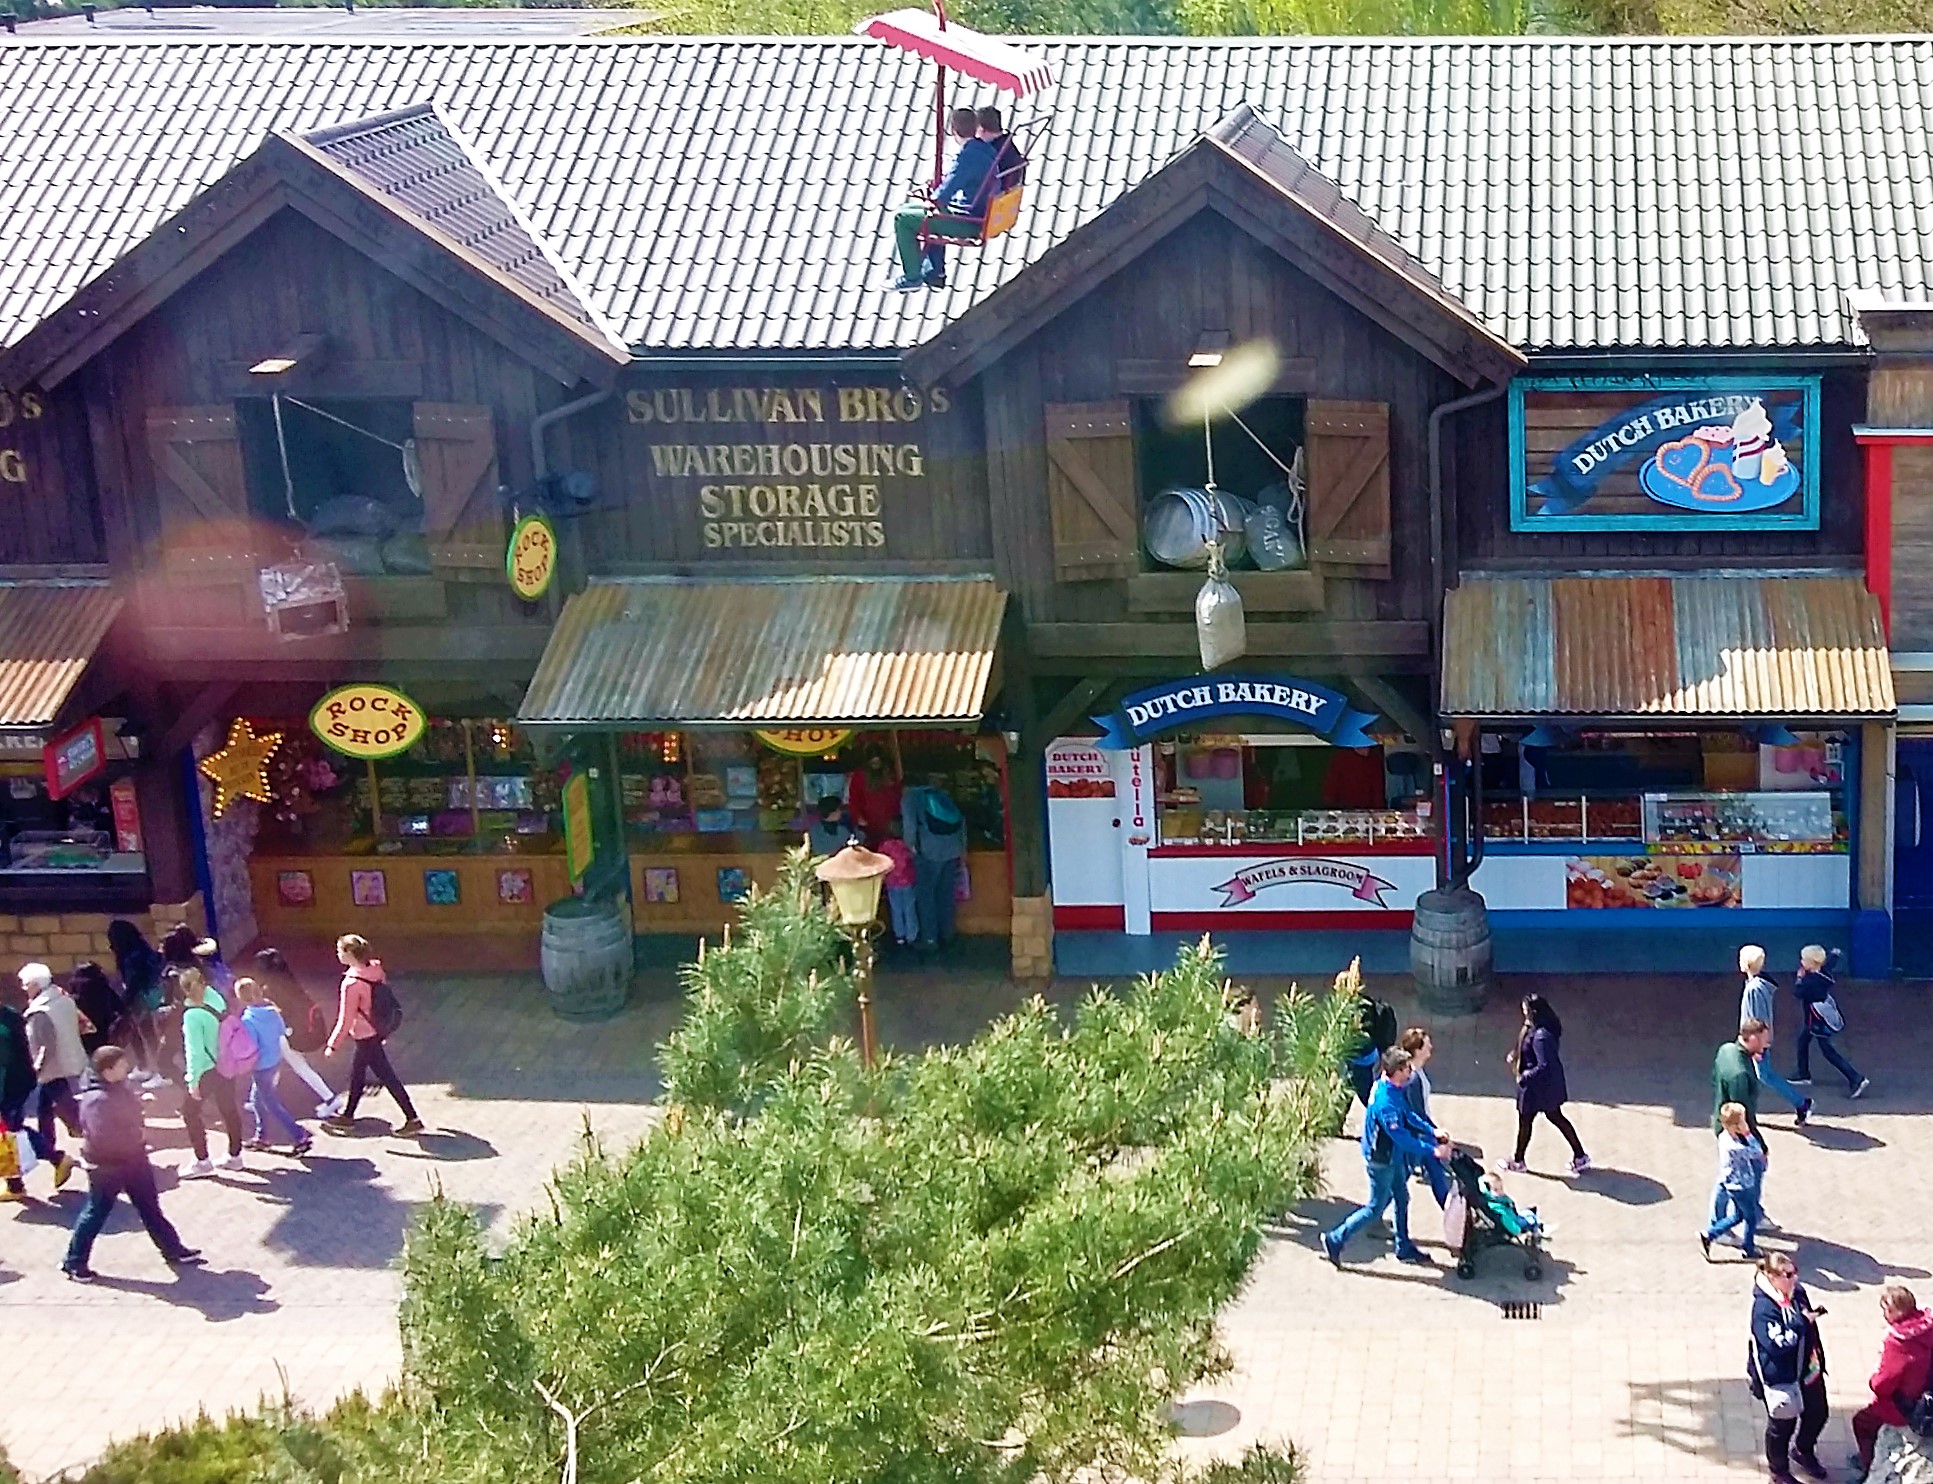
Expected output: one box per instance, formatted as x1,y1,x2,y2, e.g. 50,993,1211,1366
877,838,916,890
329,960,385,1051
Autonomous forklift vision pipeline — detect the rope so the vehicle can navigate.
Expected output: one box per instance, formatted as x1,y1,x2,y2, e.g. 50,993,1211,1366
283,396,409,452
1201,416,1216,490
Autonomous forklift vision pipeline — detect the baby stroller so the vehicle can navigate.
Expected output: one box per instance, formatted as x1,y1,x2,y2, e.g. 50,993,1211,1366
1445,1148,1545,1280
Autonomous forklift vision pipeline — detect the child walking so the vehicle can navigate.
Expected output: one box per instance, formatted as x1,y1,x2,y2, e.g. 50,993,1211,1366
877,819,919,948
1702,1100,1768,1259
322,935,424,1138
63,1045,202,1281
236,979,311,1155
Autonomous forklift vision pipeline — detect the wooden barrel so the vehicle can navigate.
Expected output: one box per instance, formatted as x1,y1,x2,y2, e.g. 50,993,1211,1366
1409,887,1492,1016
540,896,634,1021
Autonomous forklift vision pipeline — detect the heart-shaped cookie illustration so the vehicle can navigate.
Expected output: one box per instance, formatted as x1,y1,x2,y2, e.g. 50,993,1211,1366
1651,438,1710,489
1691,461,1743,503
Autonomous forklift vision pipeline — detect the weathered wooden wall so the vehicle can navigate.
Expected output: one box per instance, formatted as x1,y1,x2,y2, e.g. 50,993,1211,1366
0,381,105,565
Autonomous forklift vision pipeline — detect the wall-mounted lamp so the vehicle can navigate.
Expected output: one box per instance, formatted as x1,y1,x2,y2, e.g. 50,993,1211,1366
248,333,331,379
1188,331,1232,368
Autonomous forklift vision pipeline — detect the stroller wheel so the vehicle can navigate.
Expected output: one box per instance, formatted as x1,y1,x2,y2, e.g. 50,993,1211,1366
1523,1261,1543,1281
1455,1258,1475,1280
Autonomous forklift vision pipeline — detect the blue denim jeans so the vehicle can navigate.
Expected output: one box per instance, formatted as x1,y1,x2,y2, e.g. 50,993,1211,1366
248,1067,307,1145
1412,1151,1451,1208
1753,1051,1807,1111
1705,1183,1763,1254
1327,1157,1412,1254
1794,1028,1861,1091
63,1159,187,1271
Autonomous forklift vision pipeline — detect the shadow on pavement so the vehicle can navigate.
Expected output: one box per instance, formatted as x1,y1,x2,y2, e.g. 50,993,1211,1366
1564,1166,1673,1205
388,1129,498,1162
1618,1375,1759,1465
1797,1123,1885,1153
233,1155,501,1270
89,1263,279,1321
1783,1232,1931,1292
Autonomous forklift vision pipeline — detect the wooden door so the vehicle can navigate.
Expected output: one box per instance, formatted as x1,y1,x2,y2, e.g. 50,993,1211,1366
1045,400,1139,582
144,405,253,569
413,403,503,572
1304,399,1392,579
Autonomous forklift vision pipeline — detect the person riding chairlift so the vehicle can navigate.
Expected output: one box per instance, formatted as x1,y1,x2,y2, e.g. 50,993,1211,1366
891,105,1028,292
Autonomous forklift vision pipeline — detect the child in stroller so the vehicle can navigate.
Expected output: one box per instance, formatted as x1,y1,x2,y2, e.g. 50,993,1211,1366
1445,1147,1545,1280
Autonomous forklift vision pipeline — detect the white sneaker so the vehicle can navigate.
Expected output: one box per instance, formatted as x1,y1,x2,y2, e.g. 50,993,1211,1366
320,1093,347,1118
221,1154,246,1171
182,1158,215,1179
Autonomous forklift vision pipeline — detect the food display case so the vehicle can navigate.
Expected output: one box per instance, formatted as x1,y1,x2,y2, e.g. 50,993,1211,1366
1482,795,1644,842
1157,806,1433,847
1640,790,1840,851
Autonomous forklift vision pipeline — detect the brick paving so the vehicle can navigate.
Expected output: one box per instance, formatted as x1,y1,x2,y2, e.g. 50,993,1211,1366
1,957,1927,1483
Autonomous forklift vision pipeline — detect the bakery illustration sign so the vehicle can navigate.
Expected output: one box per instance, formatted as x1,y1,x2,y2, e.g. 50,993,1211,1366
1214,858,1396,908
1510,376,1821,532
1094,675,1377,750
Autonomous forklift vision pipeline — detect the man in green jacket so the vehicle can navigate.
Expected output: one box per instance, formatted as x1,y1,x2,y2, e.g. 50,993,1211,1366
1713,1018,1769,1139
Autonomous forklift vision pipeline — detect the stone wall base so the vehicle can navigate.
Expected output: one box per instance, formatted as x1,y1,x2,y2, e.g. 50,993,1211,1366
1010,893,1054,982
0,893,206,973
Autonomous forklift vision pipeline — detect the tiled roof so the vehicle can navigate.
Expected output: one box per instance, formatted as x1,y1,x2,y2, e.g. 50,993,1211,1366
3,37,1933,354
1440,576,1895,719
302,102,617,342
519,577,1006,726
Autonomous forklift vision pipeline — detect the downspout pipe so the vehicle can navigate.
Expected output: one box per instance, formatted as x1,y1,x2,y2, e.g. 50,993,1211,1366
1428,381,1507,892
531,385,616,484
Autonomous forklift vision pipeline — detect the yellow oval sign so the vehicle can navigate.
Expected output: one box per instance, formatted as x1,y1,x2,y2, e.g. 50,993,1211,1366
506,513,558,601
310,684,428,760
754,726,855,757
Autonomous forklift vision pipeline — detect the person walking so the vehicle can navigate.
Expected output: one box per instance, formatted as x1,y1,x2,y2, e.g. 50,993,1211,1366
66,962,123,1059
1739,945,1815,1126
1791,945,1869,1100
1702,1100,1769,1259
1851,1286,1933,1478
177,969,244,1177
1,981,69,1199
235,979,311,1155
1321,1047,1448,1268
322,935,423,1137
901,773,967,953
107,919,170,1088
1748,1252,1831,1484
1399,1026,1451,1207
22,962,85,1183
1503,994,1590,1174
253,948,341,1116
61,1044,202,1282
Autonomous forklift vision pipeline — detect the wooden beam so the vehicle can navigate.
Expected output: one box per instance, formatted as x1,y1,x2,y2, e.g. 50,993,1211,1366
1127,570,1325,615
138,623,552,670
157,682,241,758
214,359,426,401
1035,676,1112,744
1860,721,1893,912
1347,672,1435,748
1028,621,1429,659
1114,356,1319,397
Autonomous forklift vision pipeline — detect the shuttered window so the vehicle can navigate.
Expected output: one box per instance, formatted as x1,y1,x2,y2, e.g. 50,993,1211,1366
413,402,503,572
1045,399,1139,582
1303,399,1392,578
145,405,253,568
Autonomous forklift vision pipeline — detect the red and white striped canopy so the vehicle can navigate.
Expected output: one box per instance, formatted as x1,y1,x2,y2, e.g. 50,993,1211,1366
855,9,1056,98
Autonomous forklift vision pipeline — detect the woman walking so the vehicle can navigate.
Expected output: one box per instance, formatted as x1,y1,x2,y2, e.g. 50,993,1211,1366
1503,994,1591,1174
66,962,123,1059
254,948,341,1116
1748,1252,1831,1484
107,919,169,1088
322,935,423,1138
177,969,244,1177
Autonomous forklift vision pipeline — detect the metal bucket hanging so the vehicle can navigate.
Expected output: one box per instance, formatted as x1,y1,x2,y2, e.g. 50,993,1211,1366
1143,486,1250,569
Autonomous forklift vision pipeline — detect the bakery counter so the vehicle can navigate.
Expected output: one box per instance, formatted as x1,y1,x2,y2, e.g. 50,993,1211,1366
1144,845,1437,932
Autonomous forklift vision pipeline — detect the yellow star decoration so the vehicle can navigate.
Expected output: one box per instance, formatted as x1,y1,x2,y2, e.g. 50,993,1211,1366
197,718,284,818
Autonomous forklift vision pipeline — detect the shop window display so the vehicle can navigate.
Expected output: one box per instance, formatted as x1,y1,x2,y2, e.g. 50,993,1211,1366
1153,734,1433,847
0,760,146,887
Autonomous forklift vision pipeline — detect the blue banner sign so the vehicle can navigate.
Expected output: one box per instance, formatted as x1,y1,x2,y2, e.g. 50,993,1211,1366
1510,376,1820,533
1094,675,1377,750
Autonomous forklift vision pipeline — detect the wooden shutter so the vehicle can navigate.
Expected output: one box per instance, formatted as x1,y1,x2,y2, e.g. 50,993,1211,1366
1304,399,1392,578
1045,400,1139,582
145,405,252,567
413,403,502,571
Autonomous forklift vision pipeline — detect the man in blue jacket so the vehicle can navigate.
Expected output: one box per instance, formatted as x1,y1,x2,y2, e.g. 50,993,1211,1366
891,117,998,291
1323,1048,1449,1268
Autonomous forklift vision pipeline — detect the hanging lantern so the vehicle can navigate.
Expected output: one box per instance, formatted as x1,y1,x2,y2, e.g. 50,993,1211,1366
197,718,285,817
1195,538,1246,670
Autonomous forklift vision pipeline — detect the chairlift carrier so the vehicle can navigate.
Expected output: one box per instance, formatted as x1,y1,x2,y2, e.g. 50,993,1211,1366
854,5,1055,248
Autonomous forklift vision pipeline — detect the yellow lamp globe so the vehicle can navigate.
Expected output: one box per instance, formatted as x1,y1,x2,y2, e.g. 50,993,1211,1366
814,842,892,930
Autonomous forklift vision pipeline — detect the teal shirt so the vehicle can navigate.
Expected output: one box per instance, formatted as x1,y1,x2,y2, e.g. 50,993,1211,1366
182,987,227,1085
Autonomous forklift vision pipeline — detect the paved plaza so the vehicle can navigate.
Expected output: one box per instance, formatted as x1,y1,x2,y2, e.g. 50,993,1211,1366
1,955,1928,1483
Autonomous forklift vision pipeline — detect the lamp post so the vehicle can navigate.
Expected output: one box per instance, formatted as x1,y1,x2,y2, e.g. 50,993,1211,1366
814,840,893,1067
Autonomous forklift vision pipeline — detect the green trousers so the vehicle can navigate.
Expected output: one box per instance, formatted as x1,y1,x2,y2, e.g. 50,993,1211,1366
893,204,981,281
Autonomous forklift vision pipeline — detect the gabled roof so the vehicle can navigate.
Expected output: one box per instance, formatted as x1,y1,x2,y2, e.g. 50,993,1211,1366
302,102,621,348
4,37,1933,356
0,106,629,390
906,104,1525,388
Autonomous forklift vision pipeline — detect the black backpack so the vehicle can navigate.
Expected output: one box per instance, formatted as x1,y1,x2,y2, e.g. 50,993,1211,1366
1359,996,1399,1054
366,978,404,1040
1910,1378,1933,1439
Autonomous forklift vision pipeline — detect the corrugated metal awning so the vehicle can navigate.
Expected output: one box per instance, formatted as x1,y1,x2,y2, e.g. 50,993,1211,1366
1441,576,1894,720
518,577,1007,727
0,582,123,730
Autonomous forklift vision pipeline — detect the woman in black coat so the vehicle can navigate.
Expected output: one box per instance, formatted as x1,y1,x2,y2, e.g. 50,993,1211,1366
65,962,123,1058
1504,994,1591,1174
1747,1252,1829,1483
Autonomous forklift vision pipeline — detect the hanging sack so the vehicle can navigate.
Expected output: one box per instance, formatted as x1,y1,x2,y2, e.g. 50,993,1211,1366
216,1013,259,1080
1195,554,1246,671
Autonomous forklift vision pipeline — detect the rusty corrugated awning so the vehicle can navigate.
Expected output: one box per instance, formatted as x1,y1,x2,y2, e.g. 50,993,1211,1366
1441,576,1894,720
518,577,1007,727
0,582,122,730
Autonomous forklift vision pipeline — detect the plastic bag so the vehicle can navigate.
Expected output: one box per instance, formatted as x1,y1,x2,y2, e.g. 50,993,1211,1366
1195,571,1246,670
